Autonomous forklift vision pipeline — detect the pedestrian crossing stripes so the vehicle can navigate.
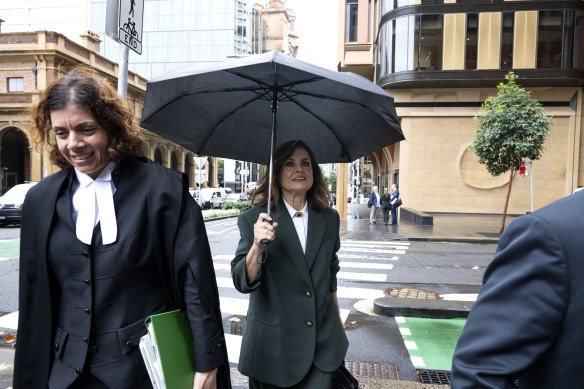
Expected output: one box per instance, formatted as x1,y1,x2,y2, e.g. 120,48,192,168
339,247,406,255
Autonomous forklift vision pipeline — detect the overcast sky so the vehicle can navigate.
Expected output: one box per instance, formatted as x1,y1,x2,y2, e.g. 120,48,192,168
285,0,339,70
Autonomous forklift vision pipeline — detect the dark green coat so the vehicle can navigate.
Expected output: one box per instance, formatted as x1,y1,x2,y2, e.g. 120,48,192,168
231,200,349,387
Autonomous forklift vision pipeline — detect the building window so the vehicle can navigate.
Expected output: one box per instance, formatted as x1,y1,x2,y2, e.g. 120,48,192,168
570,10,584,69
346,0,358,42
501,12,514,70
419,14,443,70
466,13,478,70
392,15,416,73
379,21,393,77
8,77,24,92
381,0,408,15
537,10,563,69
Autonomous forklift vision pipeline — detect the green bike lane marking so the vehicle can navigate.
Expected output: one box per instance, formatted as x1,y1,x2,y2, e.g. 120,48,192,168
397,316,466,371
0,238,20,261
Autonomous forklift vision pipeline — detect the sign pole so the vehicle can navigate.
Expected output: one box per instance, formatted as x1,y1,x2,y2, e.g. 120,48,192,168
530,161,534,212
117,44,129,99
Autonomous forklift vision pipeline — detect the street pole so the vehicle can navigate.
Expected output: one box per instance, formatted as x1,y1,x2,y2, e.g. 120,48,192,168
529,161,534,212
117,44,129,99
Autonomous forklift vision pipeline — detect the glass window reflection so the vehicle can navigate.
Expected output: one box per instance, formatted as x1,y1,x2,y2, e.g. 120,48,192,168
537,10,563,69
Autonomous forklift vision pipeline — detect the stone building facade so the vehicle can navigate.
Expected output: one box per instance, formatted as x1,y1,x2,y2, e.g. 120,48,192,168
0,30,215,193
339,0,584,215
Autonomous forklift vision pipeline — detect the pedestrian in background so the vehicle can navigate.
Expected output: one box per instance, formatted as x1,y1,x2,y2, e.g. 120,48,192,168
390,183,399,225
231,140,348,389
380,187,392,225
369,185,381,224
14,68,230,389
451,190,584,388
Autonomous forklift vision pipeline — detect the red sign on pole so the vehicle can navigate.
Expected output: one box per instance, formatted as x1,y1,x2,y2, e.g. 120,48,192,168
519,162,526,176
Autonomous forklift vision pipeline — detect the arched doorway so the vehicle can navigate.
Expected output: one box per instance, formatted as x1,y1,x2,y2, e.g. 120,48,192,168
154,148,163,165
1,128,30,194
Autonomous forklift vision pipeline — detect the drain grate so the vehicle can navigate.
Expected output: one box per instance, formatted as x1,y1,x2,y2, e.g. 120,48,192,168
385,287,442,300
345,361,399,380
418,369,450,385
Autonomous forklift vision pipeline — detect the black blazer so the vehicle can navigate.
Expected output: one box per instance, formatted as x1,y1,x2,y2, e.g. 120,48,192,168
14,157,231,388
452,190,584,388
231,200,348,387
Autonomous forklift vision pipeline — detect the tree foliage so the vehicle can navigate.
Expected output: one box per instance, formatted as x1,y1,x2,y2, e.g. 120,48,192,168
471,72,552,176
471,72,552,233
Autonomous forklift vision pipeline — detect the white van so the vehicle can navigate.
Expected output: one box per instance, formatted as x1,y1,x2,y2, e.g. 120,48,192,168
199,188,229,209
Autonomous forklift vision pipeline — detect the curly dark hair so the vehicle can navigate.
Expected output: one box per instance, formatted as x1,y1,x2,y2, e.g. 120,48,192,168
32,67,144,168
252,140,330,212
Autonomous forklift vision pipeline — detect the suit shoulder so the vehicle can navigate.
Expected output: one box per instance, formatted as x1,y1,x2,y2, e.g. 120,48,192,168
125,156,184,187
26,169,69,199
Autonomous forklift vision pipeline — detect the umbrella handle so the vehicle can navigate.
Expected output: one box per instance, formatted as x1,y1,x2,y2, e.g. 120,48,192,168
261,218,273,246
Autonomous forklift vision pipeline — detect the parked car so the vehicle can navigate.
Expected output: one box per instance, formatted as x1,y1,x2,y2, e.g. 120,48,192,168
0,182,38,226
199,188,229,209
224,193,246,203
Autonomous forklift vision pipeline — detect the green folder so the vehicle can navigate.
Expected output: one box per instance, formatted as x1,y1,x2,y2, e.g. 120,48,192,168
145,309,196,389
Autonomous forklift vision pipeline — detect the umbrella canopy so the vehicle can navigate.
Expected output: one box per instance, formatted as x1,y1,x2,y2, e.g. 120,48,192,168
141,50,404,165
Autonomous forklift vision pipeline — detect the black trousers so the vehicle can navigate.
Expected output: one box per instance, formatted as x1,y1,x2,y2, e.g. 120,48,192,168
382,207,390,224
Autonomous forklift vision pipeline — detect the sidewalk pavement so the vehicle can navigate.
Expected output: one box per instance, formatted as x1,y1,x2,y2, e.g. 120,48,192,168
341,202,518,243
0,204,515,389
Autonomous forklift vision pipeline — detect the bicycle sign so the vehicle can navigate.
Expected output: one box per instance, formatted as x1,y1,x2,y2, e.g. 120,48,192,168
118,0,144,54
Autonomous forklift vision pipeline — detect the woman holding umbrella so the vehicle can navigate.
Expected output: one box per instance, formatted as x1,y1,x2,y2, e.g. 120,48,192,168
231,140,349,388
13,68,230,389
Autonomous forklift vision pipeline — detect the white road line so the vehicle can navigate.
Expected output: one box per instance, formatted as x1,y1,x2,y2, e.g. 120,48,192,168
337,286,385,300
205,219,236,227
214,255,234,261
342,244,410,250
399,327,412,336
340,254,399,261
0,257,10,262
217,277,235,289
441,293,478,301
214,264,231,271
0,311,18,330
395,316,406,324
337,272,387,282
339,248,406,255
208,225,239,235
340,262,394,270
225,334,242,364
220,297,249,316
404,341,418,350
410,356,425,367
342,240,410,246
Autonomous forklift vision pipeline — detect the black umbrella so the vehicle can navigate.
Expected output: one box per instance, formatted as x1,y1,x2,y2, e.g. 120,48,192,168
141,50,404,212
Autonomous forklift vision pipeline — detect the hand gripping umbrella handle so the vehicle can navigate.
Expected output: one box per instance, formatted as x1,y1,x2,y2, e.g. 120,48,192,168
261,219,273,246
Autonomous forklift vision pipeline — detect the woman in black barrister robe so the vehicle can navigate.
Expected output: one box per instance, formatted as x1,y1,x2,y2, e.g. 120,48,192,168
13,68,231,389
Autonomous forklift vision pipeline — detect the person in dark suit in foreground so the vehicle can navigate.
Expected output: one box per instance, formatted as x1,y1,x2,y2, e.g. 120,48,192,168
451,190,584,389
231,140,349,389
14,68,230,389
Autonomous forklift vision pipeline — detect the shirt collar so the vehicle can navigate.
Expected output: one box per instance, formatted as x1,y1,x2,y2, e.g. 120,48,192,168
283,199,308,219
74,161,115,187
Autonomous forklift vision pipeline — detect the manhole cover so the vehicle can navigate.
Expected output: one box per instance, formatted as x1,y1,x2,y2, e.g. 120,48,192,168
346,361,399,380
385,287,442,300
418,369,450,385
